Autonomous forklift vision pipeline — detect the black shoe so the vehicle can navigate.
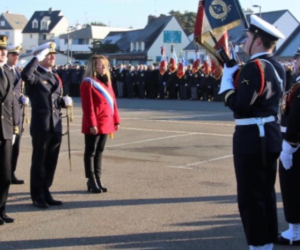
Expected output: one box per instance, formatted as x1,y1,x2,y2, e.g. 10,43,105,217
277,235,300,245
11,177,25,185
95,177,107,193
1,215,14,223
33,200,49,209
46,198,63,206
87,178,101,193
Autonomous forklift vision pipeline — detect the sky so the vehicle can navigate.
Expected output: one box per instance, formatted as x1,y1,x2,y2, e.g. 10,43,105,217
2,0,299,29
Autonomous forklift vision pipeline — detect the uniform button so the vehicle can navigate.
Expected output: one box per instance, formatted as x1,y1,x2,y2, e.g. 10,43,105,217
53,111,55,113
9,117,12,120
53,105,55,107
1,116,4,119
52,99,54,101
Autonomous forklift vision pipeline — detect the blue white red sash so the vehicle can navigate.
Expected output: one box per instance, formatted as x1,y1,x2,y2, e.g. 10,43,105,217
85,77,114,114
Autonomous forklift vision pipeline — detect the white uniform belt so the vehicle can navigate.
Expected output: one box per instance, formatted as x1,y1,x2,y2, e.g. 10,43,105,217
280,126,287,133
235,116,276,137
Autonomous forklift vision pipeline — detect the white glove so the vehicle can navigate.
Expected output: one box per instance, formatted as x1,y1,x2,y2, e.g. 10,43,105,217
280,140,300,170
12,134,16,145
218,64,239,94
20,96,29,106
63,96,73,107
35,48,50,62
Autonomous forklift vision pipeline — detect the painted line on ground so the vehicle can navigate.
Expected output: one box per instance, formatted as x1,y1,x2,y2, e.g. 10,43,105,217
166,154,233,169
59,133,193,156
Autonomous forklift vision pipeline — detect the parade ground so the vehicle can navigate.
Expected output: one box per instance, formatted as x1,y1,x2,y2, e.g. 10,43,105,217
0,99,292,250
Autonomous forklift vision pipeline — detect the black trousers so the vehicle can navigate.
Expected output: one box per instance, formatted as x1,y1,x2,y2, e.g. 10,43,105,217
234,153,279,246
84,134,108,179
12,132,22,175
30,132,62,201
0,139,12,217
279,148,300,223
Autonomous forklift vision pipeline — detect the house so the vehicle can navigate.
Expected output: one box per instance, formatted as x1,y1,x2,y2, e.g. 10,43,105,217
229,10,299,61
22,8,69,53
59,25,133,61
102,15,190,66
183,41,206,64
0,11,27,50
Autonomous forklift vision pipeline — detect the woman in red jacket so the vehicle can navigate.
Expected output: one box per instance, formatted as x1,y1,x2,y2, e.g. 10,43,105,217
80,55,120,193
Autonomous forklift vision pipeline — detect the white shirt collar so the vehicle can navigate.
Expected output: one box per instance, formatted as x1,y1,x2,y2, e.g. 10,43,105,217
250,52,272,60
5,64,15,70
39,64,52,73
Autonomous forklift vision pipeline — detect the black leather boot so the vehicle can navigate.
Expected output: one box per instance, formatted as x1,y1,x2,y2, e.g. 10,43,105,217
95,177,107,192
87,177,101,193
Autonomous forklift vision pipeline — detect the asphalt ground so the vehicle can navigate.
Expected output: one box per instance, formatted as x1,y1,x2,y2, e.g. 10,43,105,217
0,98,292,250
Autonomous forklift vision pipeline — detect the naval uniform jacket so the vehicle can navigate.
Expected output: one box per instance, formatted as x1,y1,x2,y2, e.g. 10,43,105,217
80,77,120,135
0,67,14,140
224,53,285,154
3,65,23,132
21,58,65,136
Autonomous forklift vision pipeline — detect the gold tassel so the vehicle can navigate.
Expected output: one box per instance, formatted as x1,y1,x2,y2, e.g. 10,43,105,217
25,106,30,124
109,133,114,139
70,106,74,122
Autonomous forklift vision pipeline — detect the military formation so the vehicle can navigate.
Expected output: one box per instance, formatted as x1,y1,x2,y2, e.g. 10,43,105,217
0,13,300,250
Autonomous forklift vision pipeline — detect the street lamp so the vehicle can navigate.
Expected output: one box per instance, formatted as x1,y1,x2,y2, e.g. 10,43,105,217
253,5,261,18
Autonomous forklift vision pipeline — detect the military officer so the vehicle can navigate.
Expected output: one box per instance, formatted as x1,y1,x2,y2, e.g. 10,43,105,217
0,35,15,225
3,45,28,185
219,15,285,250
277,48,300,245
21,42,73,209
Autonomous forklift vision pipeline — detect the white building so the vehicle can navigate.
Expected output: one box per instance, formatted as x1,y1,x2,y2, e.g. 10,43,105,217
102,15,190,66
59,25,133,55
0,11,27,50
22,8,69,53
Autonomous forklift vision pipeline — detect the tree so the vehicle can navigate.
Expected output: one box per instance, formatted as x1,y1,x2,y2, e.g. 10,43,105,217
89,40,120,54
85,21,107,26
168,10,197,36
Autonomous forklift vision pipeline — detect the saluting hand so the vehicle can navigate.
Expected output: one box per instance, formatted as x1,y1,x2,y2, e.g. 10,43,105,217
90,126,98,135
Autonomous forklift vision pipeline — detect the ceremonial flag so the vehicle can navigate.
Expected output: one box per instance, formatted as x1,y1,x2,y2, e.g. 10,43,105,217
169,44,178,73
192,50,201,74
177,49,185,79
203,54,211,75
211,58,223,79
194,0,247,63
159,45,167,75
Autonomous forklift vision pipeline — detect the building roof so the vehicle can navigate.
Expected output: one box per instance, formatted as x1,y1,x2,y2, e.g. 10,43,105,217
228,10,290,44
22,9,63,33
60,25,132,40
274,24,300,58
1,12,27,30
103,15,173,53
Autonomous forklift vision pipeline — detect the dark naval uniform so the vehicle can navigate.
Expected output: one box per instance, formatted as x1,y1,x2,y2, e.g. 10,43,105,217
21,57,66,206
223,53,285,246
0,65,14,221
278,74,300,245
3,65,24,183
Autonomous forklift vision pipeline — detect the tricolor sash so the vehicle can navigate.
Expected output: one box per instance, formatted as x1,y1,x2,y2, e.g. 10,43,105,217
85,77,114,114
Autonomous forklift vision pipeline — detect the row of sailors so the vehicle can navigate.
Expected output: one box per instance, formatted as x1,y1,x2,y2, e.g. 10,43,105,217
110,64,222,101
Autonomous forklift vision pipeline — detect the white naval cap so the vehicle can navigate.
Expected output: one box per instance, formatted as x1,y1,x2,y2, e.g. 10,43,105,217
294,47,300,59
31,42,57,55
248,15,285,41
7,45,22,54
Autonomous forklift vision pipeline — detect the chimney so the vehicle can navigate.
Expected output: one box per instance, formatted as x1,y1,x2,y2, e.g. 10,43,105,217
148,15,156,24
6,11,11,14
49,8,53,14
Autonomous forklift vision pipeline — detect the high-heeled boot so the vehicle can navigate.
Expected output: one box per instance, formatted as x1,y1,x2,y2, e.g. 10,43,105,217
95,177,107,192
87,177,101,193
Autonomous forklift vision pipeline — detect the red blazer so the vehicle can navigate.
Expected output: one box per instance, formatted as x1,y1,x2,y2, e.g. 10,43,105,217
80,77,120,134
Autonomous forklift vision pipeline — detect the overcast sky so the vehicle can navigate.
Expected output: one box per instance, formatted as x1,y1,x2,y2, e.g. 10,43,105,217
2,0,299,29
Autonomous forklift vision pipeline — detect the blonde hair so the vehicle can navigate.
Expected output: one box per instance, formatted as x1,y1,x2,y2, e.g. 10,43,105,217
84,54,112,85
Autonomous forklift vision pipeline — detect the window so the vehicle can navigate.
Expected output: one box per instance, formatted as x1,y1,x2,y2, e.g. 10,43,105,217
43,34,47,40
30,34,33,38
0,21,5,26
64,39,68,45
32,20,38,29
41,21,48,30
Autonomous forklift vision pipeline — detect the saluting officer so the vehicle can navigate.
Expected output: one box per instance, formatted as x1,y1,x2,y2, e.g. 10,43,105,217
277,48,300,245
0,35,15,225
21,42,73,209
219,15,285,250
3,45,28,185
